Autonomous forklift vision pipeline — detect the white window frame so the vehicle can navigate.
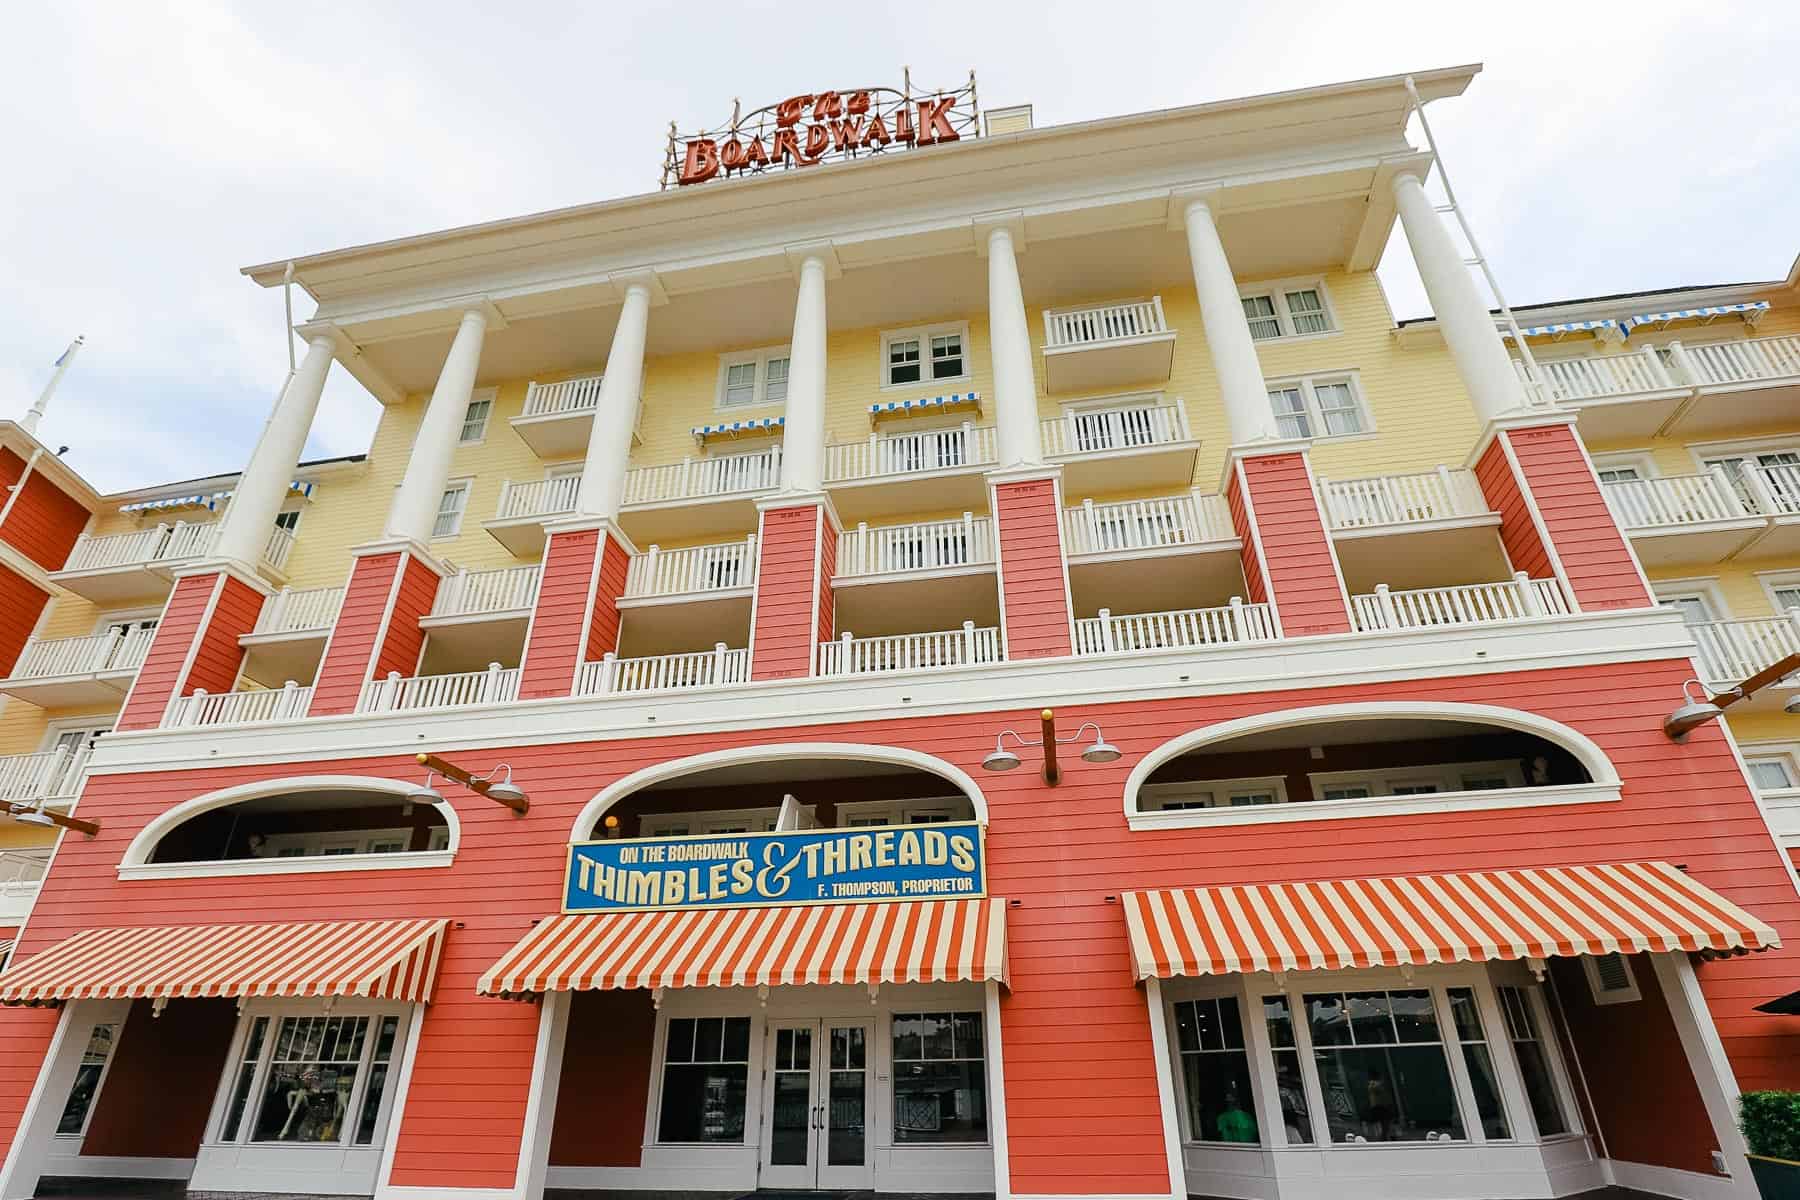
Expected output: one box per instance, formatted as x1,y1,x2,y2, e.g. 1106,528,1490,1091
1263,370,1373,442
1307,759,1527,799
272,507,303,536
1139,777,1289,812
458,386,497,445
1742,744,1800,793
879,321,972,392
92,608,161,637
1754,569,1800,619
52,1021,122,1141
256,828,418,859
1684,434,1800,477
432,479,472,540
1649,577,1731,622
1238,277,1340,342
40,718,113,755
1580,954,1642,1006
715,346,792,412
1589,452,1657,485
834,798,969,828
639,807,781,837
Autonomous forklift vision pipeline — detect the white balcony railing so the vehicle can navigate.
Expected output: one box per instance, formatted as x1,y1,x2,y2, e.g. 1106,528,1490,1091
1075,600,1276,655
0,851,49,903
11,627,157,680
1317,467,1489,532
0,747,90,801
1061,492,1234,556
60,521,219,573
164,682,314,729
624,538,757,599
1674,335,1800,388
1514,349,1674,402
264,526,297,572
576,645,752,695
357,664,521,713
623,446,783,506
1353,574,1571,632
836,516,994,578
825,423,997,484
431,564,543,617
522,373,605,418
1747,463,1800,517
1040,403,1190,458
1044,298,1169,349
1603,470,1751,530
817,623,1002,676
1514,335,1800,404
1688,613,1800,684
254,585,346,634
495,475,581,522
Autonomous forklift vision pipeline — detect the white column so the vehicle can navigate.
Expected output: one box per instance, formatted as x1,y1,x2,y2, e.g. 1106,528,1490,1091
986,226,1042,468
1392,170,1529,424
779,254,828,494
386,308,487,543
1183,196,1276,445
213,334,335,570
575,282,651,519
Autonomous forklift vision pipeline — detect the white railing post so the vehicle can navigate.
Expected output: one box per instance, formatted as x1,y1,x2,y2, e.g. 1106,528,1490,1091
1374,584,1398,630
854,523,869,575
380,670,403,712
1098,607,1116,653
1515,571,1542,616
1663,341,1697,386
1740,464,1781,516
837,631,853,676
962,620,977,664
1228,596,1248,642
262,587,290,634
711,642,728,684
278,680,301,719
599,651,618,694
1706,464,1745,516
1435,465,1457,516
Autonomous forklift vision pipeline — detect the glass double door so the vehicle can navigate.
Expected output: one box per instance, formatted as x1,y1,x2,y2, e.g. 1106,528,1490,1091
760,1019,873,1190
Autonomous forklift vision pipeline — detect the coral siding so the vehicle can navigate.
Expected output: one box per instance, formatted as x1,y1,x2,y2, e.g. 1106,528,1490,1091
115,575,220,732
378,556,441,677
310,552,441,716
815,513,838,649
3,657,1793,1191
548,989,655,1167
750,504,824,681
587,533,630,663
520,529,600,699
80,998,237,1159
1474,438,1552,579
994,479,1073,659
1237,454,1349,636
1548,955,1718,1175
0,565,49,679
0,448,90,571
183,575,265,697
1225,473,1268,604
1504,425,1653,612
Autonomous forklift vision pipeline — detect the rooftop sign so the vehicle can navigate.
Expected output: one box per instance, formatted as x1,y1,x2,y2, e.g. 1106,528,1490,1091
662,71,981,189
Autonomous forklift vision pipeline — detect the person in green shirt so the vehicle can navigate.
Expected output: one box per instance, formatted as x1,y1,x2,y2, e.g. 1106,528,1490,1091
1215,1085,1259,1143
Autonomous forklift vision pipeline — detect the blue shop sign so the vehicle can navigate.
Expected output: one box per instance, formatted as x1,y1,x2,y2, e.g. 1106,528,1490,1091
564,821,986,914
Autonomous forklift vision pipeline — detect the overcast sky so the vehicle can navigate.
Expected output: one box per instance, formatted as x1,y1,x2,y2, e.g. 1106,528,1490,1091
3,2,1796,494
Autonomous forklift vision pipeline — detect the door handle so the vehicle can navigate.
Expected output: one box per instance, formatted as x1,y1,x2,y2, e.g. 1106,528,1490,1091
813,1101,825,1130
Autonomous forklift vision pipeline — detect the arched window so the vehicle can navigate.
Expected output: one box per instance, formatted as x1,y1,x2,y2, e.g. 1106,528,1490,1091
1124,703,1619,829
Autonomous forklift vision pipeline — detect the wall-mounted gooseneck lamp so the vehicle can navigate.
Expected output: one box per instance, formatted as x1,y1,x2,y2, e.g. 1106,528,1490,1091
3,801,99,837
410,753,529,814
1664,651,1800,741
981,709,1120,785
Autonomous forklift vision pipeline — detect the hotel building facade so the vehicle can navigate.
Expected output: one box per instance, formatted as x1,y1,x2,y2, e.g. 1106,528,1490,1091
0,63,1796,1200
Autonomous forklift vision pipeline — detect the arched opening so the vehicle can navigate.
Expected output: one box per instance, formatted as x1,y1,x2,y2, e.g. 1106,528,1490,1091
129,778,455,867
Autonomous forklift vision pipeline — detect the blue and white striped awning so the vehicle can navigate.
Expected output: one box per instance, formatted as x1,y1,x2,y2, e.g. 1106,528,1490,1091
692,417,784,443
868,391,982,421
119,480,316,514
1503,319,1619,340
1621,301,1770,335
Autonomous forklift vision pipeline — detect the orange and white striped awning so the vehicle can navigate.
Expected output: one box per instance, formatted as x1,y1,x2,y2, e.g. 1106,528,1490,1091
0,918,448,1006
478,898,1007,997
1123,861,1779,981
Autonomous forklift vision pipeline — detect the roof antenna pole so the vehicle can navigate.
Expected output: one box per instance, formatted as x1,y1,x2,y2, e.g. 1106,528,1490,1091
1402,76,1546,403
23,336,84,436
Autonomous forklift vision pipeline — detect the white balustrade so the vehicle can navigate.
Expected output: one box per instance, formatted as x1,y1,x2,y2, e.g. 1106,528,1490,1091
817,623,1002,676
11,627,156,680
624,538,757,598
1687,613,1800,684
576,644,752,695
264,525,296,570
163,682,314,728
622,445,783,505
1603,469,1750,529
1748,463,1800,517
0,747,90,801
1044,298,1169,349
1672,334,1800,388
60,521,220,573
824,422,997,483
836,516,993,578
1075,600,1275,655
495,475,581,521
0,851,49,901
1040,402,1190,457
253,585,346,634
431,564,544,616
1060,492,1234,555
1353,574,1571,632
357,664,521,713
1513,348,1673,402
522,372,605,417
1317,467,1489,531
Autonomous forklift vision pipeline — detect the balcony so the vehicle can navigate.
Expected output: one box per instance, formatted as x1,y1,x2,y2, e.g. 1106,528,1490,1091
1075,600,1276,657
620,445,782,544
1602,471,1765,565
238,584,345,687
1,628,156,706
50,522,293,603
818,624,1002,677
1689,614,1800,706
1040,400,1197,495
163,682,315,729
825,423,997,523
1041,298,1176,395
0,851,50,925
576,645,751,696
512,373,607,458
420,564,543,671
485,476,580,556
357,664,521,714
617,539,756,657
1317,467,1506,593
1061,492,1245,618
833,516,999,639
1351,575,1570,633
0,747,90,803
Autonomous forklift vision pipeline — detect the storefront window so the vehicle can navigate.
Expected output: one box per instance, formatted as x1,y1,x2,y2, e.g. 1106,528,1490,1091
657,1016,750,1143
1446,988,1510,1139
892,1012,987,1143
353,1015,402,1145
55,1024,117,1137
220,1016,270,1141
250,1016,371,1143
1304,990,1464,1143
1173,997,1258,1144
1261,996,1313,1144
1497,987,1568,1136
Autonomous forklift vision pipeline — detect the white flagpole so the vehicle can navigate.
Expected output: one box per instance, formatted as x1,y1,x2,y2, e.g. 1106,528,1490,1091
22,336,83,436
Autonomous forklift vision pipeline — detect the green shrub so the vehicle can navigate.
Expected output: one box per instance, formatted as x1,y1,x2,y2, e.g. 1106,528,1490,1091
1741,1091,1800,1161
